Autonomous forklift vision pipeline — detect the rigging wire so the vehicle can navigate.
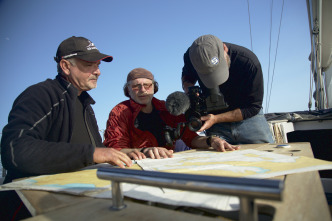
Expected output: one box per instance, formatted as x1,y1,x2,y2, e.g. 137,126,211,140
265,0,274,113
247,0,254,51
266,0,285,112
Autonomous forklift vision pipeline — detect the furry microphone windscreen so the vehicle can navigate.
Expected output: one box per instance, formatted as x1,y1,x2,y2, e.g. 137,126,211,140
166,91,190,116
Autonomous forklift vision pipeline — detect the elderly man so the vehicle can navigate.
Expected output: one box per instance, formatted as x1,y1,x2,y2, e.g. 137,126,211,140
103,68,239,160
1,36,133,184
1,36,133,220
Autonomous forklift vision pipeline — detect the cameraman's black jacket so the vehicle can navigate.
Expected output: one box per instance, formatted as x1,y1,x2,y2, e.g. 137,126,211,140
182,42,263,120
1,75,101,183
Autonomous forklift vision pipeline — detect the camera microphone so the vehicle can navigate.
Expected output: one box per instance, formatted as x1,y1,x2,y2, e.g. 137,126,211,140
166,91,190,116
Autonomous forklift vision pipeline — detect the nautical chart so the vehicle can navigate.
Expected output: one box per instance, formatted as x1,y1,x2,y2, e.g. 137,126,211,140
1,149,331,212
136,149,332,178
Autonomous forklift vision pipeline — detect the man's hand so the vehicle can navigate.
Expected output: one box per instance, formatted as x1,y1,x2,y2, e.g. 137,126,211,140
141,147,174,159
126,149,147,160
198,114,216,132
94,147,133,168
210,137,240,152
198,109,244,132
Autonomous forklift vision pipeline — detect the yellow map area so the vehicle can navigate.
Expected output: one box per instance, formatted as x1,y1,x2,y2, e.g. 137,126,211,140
31,169,108,187
30,164,142,187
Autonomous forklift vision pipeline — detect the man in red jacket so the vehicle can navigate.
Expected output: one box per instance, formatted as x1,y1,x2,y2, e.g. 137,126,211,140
103,68,239,160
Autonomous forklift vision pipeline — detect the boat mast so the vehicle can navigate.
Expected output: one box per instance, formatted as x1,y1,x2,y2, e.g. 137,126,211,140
307,0,332,110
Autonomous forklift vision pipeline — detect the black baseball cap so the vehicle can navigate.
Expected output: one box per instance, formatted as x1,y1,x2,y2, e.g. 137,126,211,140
54,36,113,63
189,35,229,88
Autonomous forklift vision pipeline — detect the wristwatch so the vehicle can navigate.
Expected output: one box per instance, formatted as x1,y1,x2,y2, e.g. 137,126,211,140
206,135,217,146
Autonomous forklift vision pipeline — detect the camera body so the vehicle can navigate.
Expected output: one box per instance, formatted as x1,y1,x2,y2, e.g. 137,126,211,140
164,86,229,146
185,86,229,131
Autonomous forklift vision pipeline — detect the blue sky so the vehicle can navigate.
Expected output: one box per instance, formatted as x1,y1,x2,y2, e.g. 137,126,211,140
0,0,310,135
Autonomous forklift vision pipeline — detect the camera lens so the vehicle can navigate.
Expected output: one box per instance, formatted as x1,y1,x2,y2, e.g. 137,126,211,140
188,117,202,131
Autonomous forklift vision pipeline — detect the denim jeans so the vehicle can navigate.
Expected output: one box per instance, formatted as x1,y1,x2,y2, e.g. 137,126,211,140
206,109,274,145
174,139,192,152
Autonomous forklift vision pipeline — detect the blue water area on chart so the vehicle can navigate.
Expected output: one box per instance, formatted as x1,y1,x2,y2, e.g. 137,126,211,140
41,183,96,188
25,179,96,189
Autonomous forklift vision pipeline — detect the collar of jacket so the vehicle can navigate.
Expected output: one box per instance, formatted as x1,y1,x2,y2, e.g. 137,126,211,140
55,74,95,106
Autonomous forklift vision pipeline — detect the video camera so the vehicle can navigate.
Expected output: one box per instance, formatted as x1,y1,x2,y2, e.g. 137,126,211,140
185,86,229,131
164,86,228,145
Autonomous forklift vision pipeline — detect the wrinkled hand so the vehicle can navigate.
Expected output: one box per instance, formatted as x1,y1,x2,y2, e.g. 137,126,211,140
198,114,216,132
94,147,133,168
126,149,147,160
211,137,240,152
141,147,174,159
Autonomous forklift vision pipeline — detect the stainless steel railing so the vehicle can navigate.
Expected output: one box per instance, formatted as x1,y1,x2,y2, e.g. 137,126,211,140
97,167,284,221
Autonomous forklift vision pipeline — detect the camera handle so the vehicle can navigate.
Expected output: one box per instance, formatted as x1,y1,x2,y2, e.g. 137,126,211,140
206,88,228,113
208,88,221,104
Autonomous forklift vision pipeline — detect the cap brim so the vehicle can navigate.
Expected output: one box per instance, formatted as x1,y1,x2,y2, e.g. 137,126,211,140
197,58,229,88
76,52,113,62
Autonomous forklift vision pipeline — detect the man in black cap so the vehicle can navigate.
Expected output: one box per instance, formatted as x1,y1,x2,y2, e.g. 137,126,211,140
181,34,274,145
0,36,133,219
1,36,133,183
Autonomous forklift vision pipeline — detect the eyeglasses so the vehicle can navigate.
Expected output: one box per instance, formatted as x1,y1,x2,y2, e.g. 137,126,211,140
130,83,153,91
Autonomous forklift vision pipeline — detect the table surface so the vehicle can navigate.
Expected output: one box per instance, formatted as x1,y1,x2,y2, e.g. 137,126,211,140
18,142,332,221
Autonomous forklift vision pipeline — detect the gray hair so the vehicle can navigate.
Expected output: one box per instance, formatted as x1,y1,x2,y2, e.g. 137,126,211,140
57,58,76,75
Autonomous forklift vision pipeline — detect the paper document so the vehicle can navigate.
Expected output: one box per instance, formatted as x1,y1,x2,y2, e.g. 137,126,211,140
136,149,332,178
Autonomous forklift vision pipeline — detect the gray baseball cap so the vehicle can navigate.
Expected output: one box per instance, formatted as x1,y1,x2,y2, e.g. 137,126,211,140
189,35,229,88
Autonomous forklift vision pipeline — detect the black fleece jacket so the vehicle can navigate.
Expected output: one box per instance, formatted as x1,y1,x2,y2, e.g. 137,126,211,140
1,75,103,183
